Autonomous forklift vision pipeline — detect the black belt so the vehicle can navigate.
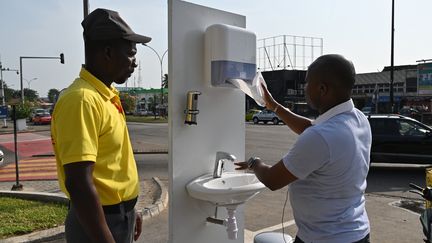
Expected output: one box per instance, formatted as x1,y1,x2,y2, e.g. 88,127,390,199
102,197,137,214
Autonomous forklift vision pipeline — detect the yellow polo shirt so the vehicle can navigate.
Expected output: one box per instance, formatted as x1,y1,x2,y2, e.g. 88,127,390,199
51,68,139,205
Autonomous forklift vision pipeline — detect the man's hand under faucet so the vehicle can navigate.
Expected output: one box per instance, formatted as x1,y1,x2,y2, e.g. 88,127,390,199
234,157,261,171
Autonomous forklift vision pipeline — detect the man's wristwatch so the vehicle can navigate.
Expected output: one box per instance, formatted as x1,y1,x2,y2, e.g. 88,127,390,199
247,157,260,169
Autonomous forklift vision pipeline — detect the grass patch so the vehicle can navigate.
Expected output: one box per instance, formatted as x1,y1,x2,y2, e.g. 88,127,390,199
126,115,167,123
0,197,67,239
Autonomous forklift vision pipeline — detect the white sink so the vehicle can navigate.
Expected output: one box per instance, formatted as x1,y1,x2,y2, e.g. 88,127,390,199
186,172,265,206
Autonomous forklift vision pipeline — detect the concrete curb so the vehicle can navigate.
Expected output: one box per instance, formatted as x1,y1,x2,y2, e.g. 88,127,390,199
0,191,68,204
0,177,169,242
139,177,169,220
0,128,50,135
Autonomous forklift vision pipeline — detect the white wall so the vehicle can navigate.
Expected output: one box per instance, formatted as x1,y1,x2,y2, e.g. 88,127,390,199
168,1,246,242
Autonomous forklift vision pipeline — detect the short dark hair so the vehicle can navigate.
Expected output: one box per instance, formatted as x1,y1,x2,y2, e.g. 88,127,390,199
308,54,356,90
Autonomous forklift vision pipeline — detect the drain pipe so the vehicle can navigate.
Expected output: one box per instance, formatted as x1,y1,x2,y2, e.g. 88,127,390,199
206,206,238,240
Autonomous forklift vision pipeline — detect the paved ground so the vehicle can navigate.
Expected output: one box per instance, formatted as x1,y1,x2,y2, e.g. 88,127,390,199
0,121,429,242
0,121,164,242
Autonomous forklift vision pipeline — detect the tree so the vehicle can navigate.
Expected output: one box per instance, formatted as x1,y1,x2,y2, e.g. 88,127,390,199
148,96,155,111
10,101,32,119
2,82,14,103
48,89,60,103
120,93,136,115
25,88,38,101
162,73,168,88
12,88,38,101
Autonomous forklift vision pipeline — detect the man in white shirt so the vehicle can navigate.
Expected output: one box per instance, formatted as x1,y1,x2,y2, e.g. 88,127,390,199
235,54,371,243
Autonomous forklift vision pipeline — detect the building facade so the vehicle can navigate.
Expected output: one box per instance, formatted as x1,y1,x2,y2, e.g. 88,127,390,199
353,65,426,113
116,87,168,114
252,64,432,116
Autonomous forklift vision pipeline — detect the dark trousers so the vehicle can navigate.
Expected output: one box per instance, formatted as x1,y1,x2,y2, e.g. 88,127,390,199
294,233,370,243
65,205,136,243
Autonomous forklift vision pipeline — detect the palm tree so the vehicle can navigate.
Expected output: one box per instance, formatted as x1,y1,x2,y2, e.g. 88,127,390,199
162,74,168,88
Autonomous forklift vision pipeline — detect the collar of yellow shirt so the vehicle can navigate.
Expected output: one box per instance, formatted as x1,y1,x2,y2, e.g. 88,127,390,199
79,67,125,117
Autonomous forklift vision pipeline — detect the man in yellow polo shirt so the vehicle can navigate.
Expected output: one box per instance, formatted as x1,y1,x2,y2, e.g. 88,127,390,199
51,8,151,243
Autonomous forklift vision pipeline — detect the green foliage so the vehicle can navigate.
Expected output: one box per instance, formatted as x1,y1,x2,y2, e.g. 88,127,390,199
11,102,32,119
2,82,14,102
126,115,167,123
162,73,168,88
0,197,67,239
24,88,38,101
148,95,159,113
11,89,38,102
120,93,137,114
47,89,60,103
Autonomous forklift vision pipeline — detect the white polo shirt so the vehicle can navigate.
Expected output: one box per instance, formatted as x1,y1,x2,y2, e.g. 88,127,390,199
283,99,371,243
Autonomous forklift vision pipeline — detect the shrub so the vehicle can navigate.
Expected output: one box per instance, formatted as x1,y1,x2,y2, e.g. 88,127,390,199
10,102,32,120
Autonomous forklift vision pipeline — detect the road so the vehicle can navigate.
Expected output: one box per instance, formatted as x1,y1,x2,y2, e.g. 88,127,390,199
128,122,426,197
128,122,426,242
0,122,426,242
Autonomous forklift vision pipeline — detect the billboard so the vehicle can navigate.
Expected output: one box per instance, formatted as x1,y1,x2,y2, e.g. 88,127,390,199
0,106,6,119
418,63,432,95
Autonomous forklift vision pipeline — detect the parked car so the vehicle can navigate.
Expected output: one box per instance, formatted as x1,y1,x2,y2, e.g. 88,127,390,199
245,109,261,121
135,109,150,116
29,108,48,121
32,112,52,125
289,102,319,119
398,107,421,121
361,106,375,115
367,114,432,164
252,109,283,124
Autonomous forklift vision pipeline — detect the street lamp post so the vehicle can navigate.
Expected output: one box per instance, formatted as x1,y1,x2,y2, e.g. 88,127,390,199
143,44,168,113
0,62,19,128
19,53,64,103
389,0,395,113
23,77,38,89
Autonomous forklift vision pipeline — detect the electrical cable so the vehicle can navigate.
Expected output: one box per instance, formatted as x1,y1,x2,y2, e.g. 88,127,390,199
281,187,290,243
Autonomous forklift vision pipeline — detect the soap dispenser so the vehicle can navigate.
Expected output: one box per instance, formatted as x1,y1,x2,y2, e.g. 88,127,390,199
184,91,201,125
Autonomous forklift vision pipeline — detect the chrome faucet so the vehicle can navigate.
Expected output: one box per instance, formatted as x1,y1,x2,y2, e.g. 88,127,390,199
213,151,236,178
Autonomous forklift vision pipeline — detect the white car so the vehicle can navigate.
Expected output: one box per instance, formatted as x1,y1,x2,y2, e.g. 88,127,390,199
252,110,283,125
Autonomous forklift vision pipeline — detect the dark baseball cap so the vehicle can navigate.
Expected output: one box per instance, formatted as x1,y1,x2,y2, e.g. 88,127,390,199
82,8,151,44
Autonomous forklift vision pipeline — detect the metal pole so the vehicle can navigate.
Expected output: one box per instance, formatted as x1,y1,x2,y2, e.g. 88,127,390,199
19,57,24,104
283,35,286,70
11,105,23,191
375,83,379,114
19,55,64,104
160,59,163,111
83,0,89,18
160,49,168,111
83,0,89,64
143,45,168,115
24,77,37,89
390,0,395,113
0,69,6,128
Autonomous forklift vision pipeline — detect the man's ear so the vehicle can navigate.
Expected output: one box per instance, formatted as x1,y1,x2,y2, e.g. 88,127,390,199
103,45,113,61
319,81,328,96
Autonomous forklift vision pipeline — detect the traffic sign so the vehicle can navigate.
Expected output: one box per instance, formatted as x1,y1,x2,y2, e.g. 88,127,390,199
0,106,7,119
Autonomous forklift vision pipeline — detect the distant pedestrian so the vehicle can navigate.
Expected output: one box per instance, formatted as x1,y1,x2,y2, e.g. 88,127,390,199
51,8,151,242
236,54,371,243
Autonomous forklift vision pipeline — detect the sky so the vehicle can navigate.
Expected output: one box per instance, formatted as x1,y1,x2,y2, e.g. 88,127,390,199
1,0,432,97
